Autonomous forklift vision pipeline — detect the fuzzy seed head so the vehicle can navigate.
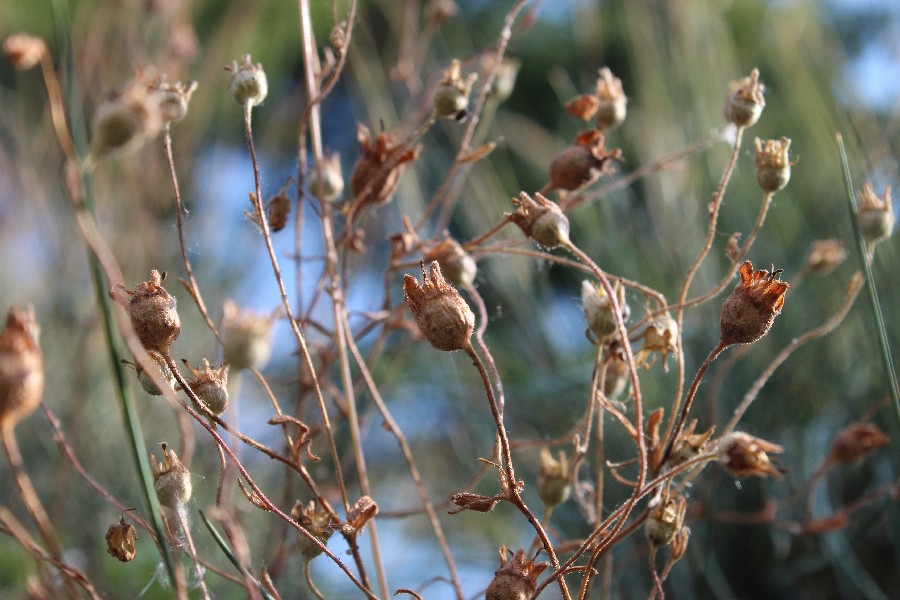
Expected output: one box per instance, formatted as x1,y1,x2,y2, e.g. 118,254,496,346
106,517,138,562
485,547,549,600
507,192,570,248
581,280,629,342
308,151,345,203
424,235,477,287
222,300,277,371
754,137,791,193
724,68,765,127
857,183,894,246
227,54,268,107
717,432,784,479
403,262,475,352
720,261,789,346
150,443,191,508
547,130,621,192
350,124,421,210
433,59,477,121
0,306,43,432
537,448,571,507
113,270,181,353
184,359,229,416
2,34,46,70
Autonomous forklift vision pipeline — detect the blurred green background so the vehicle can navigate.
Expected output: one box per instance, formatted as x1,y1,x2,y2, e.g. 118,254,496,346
1,0,898,598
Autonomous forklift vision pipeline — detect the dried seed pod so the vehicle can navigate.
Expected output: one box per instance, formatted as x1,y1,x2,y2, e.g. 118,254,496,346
754,137,791,193
433,59,477,121
150,443,191,508
719,261,789,346
91,71,163,157
132,350,175,396
667,420,716,467
806,239,847,274
423,235,477,287
403,262,475,352
507,192,570,249
724,68,765,127
227,54,268,107
0,306,43,432
828,422,889,464
537,447,571,508
645,493,686,548
717,432,784,479
581,279,629,342
857,183,894,247
152,76,197,124
485,547,549,600
111,270,181,354
547,130,621,193
449,492,500,514
2,34,46,70
292,500,337,560
594,67,627,131
105,516,138,562
349,124,420,211
308,151,345,203
183,359,229,416
221,300,277,371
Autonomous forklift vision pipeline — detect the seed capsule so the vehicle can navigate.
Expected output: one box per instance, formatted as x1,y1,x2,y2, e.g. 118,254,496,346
724,68,765,128
227,54,268,107
150,443,192,508
719,261,788,346
112,270,181,354
403,262,475,352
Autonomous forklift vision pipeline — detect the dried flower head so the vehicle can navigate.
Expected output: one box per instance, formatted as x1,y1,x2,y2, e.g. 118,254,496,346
719,261,789,346
667,420,716,467
111,270,181,353
105,516,138,562
645,493,687,548
724,68,765,127
0,306,43,432
717,432,784,479
485,547,549,600
423,235,477,287
433,59,477,121
806,239,847,274
537,447,571,507
292,500,338,560
183,359,229,416
91,71,163,157
828,422,889,465
857,183,894,247
594,67,627,131
131,350,175,396
2,34,46,70
150,443,191,508
449,492,501,514
507,192,570,248
221,300,277,371
227,54,268,107
349,124,421,213
547,130,621,192
152,76,197,124
581,279,629,342
403,262,475,352
308,151,345,203
343,495,379,536
754,137,792,193
635,314,679,371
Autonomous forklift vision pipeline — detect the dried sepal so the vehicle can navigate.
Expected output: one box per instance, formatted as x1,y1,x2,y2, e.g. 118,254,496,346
0,306,43,432
403,262,475,352
719,261,788,346
507,192,570,248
